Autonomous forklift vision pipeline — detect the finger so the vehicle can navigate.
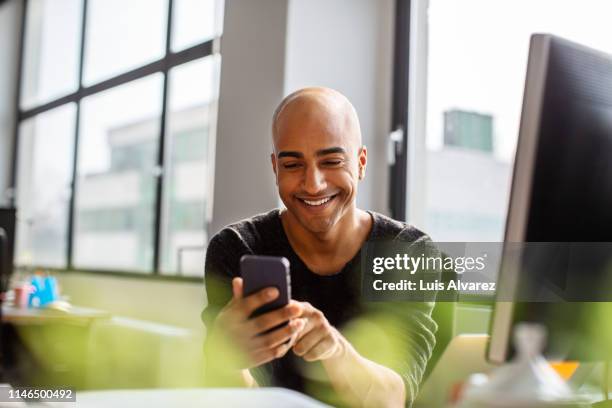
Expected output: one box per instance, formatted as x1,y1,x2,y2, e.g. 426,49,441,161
302,337,337,362
294,316,315,341
287,320,306,348
251,318,305,351
250,342,292,367
298,301,316,316
273,341,293,359
249,348,278,367
293,328,325,357
232,277,243,299
240,287,279,316
247,302,303,335
219,278,245,319
293,303,324,341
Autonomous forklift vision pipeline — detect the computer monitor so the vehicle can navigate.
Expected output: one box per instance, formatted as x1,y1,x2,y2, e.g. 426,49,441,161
0,208,16,294
488,34,612,363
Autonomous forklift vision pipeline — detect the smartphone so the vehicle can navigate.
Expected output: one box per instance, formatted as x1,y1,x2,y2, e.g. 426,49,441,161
240,255,291,319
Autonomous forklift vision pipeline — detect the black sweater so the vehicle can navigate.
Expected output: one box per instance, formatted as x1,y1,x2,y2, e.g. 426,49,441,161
202,209,437,406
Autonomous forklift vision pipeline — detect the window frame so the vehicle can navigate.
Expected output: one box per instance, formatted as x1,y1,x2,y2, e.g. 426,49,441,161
388,0,411,221
9,0,220,281
392,0,497,303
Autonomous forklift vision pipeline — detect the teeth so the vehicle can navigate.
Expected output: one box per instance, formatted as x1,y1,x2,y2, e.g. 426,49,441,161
303,196,333,206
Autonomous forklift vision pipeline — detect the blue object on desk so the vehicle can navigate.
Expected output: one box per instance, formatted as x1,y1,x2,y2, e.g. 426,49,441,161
28,276,59,307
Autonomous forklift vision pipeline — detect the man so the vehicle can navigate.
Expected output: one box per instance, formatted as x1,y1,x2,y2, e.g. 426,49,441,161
203,87,437,407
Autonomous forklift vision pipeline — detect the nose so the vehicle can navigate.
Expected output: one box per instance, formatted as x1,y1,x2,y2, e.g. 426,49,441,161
303,165,327,195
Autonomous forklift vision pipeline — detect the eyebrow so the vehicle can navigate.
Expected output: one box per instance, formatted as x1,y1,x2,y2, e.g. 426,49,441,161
317,147,346,156
277,147,347,159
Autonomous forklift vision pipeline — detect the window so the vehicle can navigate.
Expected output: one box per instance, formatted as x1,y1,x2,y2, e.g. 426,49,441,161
160,57,220,276
20,0,82,109
15,104,76,267
13,0,223,278
405,0,612,242
83,0,167,85
171,0,223,52
74,75,163,272
388,0,612,298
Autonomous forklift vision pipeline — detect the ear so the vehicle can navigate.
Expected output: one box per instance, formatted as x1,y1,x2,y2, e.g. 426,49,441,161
271,153,279,185
358,145,367,180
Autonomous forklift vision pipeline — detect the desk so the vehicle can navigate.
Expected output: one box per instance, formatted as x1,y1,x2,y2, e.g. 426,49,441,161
2,305,110,325
1,305,109,389
2,306,206,390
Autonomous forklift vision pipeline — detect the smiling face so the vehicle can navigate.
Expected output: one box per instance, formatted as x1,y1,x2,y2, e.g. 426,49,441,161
271,88,367,234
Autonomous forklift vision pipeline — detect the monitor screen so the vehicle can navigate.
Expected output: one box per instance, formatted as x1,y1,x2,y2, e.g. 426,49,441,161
489,34,612,363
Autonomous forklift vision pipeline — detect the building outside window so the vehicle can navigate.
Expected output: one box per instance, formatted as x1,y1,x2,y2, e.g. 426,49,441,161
398,0,612,294
410,0,612,244
14,0,223,278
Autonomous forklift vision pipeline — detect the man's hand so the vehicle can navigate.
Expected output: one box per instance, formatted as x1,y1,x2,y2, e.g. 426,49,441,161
292,302,345,362
291,302,407,407
213,277,306,368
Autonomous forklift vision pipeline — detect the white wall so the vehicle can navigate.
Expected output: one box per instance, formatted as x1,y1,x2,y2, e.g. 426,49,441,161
210,0,397,233
0,0,21,206
56,272,206,331
284,0,395,215
209,0,289,234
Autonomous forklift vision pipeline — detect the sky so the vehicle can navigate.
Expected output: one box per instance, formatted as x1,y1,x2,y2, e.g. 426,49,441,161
427,0,612,163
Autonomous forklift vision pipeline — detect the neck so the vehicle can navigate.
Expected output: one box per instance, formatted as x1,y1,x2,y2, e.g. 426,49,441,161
281,206,370,257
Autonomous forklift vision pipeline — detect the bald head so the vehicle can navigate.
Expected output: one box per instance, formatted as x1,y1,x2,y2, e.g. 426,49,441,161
270,87,368,233
272,87,362,151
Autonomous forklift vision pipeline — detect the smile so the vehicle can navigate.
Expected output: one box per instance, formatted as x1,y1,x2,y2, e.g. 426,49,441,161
298,194,337,207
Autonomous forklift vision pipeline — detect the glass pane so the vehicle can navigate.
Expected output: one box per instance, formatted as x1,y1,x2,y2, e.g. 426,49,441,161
83,0,168,85
160,56,221,276
171,0,223,52
15,104,76,267
21,0,82,110
423,0,612,242
74,75,163,272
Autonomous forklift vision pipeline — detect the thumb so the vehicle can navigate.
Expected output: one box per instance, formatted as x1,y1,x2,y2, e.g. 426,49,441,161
232,277,244,300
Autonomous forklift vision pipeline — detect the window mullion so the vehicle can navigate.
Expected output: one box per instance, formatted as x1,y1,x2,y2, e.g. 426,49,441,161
66,0,89,269
9,0,28,206
152,0,175,274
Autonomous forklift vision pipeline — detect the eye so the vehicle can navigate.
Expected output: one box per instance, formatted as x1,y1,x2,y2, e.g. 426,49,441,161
322,159,343,167
282,162,302,170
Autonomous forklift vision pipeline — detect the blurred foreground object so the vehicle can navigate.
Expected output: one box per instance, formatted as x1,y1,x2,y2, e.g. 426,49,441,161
459,323,591,407
30,388,330,408
27,276,59,308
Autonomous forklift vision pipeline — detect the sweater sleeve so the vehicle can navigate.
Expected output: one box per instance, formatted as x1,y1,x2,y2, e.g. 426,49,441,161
396,234,439,406
201,227,252,331
343,234,439,407
202,225,277,388
395,299,437,406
